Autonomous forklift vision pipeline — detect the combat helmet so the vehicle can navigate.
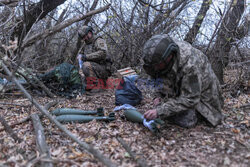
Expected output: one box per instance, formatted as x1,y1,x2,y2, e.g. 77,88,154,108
78,26,94,38
143,34,179,77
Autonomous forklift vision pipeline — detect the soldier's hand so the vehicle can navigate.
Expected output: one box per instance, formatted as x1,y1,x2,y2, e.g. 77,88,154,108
144,109,158,120
153,98,161,106
77,54,87,61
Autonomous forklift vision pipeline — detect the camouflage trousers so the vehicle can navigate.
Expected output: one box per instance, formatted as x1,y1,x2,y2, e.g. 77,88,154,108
82,61,110,80
166,110,198,128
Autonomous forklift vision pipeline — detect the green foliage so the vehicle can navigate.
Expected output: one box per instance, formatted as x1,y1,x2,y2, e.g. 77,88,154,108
226,37,232,42
197,15,204,20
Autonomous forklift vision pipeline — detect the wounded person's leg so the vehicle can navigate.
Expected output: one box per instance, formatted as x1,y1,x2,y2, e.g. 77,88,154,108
166,110,198,128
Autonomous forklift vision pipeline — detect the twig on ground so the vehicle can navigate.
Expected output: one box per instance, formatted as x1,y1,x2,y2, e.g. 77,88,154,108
21,67,56,98
0,115,22,142
40,158,80,166
1,61,117,167
117,136,148,167
0,100,59,132
240,103,250,108
0,102,29,107
25,154,47,167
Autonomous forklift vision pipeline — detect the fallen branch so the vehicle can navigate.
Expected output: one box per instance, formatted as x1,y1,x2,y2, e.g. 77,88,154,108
0,0,19,7
22,4,110,48
0,100,59,132
0,115,22,142
240,103,250,109
117,137,148,167
21,67,56,98
40,158,80,166
0,102,29,107
7,60,56,98
31,114,53,167
228,60,250,67
1,60,53,97
0,114,33,132
26,154,47,167
235,138,250,150
0,83,26,94
1,61,116,167
26,156,80,167
44,100,60,110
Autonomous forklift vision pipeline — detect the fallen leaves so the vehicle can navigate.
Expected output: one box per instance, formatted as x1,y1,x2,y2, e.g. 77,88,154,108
0,73,249,166
231,128,240,134
240,120,249,127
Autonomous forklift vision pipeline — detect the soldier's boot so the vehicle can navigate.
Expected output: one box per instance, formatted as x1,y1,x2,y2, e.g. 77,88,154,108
167,109,198,128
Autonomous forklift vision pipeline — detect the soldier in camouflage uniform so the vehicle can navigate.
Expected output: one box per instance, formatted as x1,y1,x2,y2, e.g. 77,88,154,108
143,34,223,128
39,62,84,97
77,26,112,90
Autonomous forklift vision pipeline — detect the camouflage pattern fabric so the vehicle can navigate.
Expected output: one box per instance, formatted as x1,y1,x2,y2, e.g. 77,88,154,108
82,61,109,79
79,36,112,80
166,109,198,128
39,63,84,96
143,34,223,127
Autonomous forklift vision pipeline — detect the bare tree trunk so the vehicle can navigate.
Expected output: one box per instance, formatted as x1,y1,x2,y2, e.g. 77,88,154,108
13,0,66,39
22,4,110,49
209,0,245,83
84,0,99,25
184,0,212,44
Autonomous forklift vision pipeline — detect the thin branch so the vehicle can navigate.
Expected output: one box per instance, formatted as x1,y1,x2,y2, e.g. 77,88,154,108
0,0,19,7
0,100,58,132
22,4,110,48
0,60,116,167
31,114,53,167
0,115,22,142
0,102,29,107
117,136,148,167
40,158,80,166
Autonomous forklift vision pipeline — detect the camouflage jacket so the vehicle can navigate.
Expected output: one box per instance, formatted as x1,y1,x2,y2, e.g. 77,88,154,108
80,36,108,64
154,39,223,126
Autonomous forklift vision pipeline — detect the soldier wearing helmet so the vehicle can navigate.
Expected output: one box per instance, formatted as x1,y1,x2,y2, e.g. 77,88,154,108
77,26,112,91
143,34,223,128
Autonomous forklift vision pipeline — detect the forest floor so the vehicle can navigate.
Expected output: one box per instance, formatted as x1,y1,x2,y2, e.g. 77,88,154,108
0,69,249,167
